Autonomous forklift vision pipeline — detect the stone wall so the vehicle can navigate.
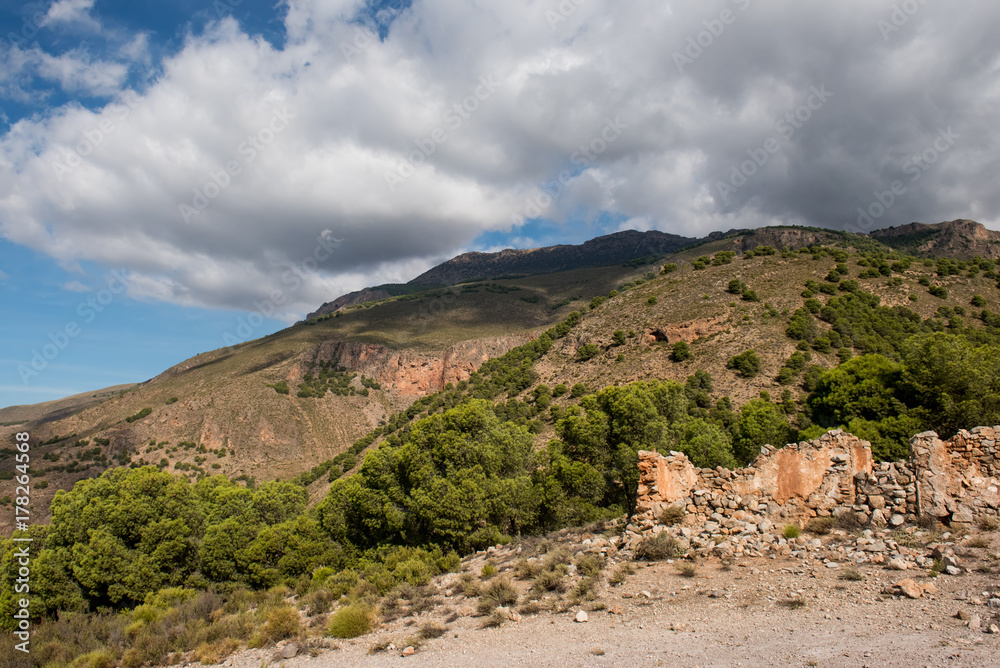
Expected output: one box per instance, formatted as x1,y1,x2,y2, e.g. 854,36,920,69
633,427,1000,540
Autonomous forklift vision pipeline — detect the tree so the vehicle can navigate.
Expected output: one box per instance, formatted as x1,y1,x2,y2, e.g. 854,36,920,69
726,350,761,378
732,400,795,465
668,418,736,469
576,344,600,361
671,341,692,362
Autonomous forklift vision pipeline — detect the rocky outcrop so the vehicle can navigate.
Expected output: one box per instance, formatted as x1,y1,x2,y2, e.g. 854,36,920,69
634,427,1000,540
870,219,1000,259
644,315,728,345
296,335,534,396
738,227,832,252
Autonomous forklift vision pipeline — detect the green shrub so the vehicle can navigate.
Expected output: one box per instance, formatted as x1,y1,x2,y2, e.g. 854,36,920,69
576,344,601,361
267,381,290,395
570,383,588,398
782,524,801,539
971,295,987,307
326,605,374,639
125,407,152,423
727,350,761,378
671,341,692,362
661,263,678,275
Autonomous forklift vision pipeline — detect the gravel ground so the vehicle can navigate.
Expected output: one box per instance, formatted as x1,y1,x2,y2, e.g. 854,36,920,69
215,551,1000,668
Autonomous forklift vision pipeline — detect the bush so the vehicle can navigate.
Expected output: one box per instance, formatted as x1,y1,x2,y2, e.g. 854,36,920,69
658,505,685,526
514,559,542,580
125,407,153,423
530,569,567,595
671,341,692,362
570,383,588,398
661,263,678,275
727,350,761,378
193,638,240,665
782,524,801,539
267,381,290,395
674,562,698,578
634,533,682,560
609,563,634,586
804,517,834,536
69,650,116,668
971,295,987,308
326,605,374,639
254,606,301,644
576,344,601,361
477,578,518,614
552,384,568,398
575,554,605,578
647,296,658,306
928,285,948,299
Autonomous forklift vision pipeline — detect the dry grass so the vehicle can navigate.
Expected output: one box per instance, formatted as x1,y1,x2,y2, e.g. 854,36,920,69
192,638,240,665
659,505,685,526
805,517,835,536
675,562,698,578
635,533,682,560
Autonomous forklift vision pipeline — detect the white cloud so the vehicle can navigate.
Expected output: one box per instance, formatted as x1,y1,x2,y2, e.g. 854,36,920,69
42,0,100,31
62,280,91,292
0,0,999,319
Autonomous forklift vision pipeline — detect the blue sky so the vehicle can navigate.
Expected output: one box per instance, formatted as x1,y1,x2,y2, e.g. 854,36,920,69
1,1,999,409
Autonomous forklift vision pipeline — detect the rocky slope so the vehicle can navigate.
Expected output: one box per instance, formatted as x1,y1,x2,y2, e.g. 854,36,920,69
871,219,1000,258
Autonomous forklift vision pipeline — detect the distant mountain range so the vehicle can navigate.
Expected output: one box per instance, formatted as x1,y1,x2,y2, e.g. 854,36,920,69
309,220,999,319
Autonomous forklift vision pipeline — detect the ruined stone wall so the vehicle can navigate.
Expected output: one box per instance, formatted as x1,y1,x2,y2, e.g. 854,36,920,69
634,427,1000,540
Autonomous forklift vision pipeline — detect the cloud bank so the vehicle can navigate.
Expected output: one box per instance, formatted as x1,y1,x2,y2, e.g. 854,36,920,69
1,0,999,319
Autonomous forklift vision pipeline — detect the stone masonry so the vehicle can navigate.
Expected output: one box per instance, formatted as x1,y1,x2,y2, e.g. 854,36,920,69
632,427,1000,547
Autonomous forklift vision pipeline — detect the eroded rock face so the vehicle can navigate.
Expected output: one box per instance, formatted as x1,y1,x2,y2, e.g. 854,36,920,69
636,427,1000,532
644,315,728,345
297,335,533,395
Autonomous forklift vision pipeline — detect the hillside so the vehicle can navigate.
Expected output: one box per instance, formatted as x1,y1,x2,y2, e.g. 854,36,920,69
4,220,1000,531
5,221,1000,666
